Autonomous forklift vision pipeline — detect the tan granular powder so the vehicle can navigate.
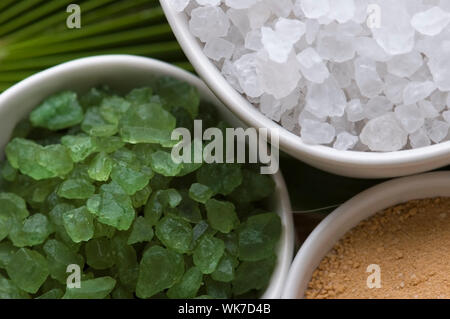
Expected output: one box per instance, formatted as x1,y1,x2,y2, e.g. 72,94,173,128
305,197,450,299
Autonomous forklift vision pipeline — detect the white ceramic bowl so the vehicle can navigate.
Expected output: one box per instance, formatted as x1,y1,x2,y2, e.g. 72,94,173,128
160,1,450,179
0,55,294,299
282,171,450,299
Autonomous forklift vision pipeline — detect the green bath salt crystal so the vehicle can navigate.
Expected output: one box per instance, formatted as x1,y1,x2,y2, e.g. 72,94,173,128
6,248,49,294
43,239,84,283
62,206,94,243
63,277,116,299
155,216,193,254
136,246,184,299
0,80,281,299
8,213,53,247
189,183,214,203
205,199,239,234
88,152,113,182
6,138,73,180
57,178,95,199
127,216,154,245
61,135,98,163
238,213,281,262
82,107,118,137
193,235,225,274
30,91,83,130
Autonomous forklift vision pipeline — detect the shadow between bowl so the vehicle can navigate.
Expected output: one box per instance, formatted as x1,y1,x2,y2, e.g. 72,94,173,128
160,1,450,179
282,171,450,299
0,54,294,299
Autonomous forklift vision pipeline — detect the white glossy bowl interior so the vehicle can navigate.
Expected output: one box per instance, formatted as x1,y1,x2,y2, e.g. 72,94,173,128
0,55,294,299
160,1,450,179
282,171,450,299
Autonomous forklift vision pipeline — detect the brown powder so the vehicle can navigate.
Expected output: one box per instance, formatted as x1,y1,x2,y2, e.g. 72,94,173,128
305,197,450,299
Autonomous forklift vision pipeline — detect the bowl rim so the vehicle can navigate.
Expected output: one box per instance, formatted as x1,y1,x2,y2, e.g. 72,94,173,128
282,170,450,299
160,1,450,167
0,54,294,299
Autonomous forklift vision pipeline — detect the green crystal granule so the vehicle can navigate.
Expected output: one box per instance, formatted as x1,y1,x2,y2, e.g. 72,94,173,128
61,134,98,163
63,277,116,299
86,182,135,231
238,213,281,261
30,91,83,130
127,216,154,245
57,178,95,199
196,163,243,195
205,199,239,234
155,216,193,254
119,102,176,146
6,138,73,180
167,266,203,299
136,245,184,298
193,235,225,274
6,248,49,294
150,150,183,177
43,239,84,283
62,206,94,243
88,152,113,181
82,107,118,137
0,80,281,299
9,213,53,247
189,183,214,203
85,238,115,270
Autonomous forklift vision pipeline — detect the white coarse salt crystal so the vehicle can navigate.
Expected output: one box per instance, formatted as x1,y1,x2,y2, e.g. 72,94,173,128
196,0,221,5
189,6,230,42
418,100,439,119
333,132,359,150
261,27,292,63
346,99,365,122
247,1,271,29
354,57,384,98
233,53,263,97
299,0,330,19
317,34,356,63
410,128,431,149
428,44,450,92
442,110,450,123
384,74,408,105
244,29,263,51
411,6,450,36
305,77,346,118
260,94,282,121
225,0,259,9
203,38,235,61
275,18,306,44
394,104,424,134
387,51,423,78
327,0,356,23
403,81,437,105
297,47,329,83
355,37,391,62
227,8,250,36
301,119,336,145
329,61,354,88
371,2,415,55
257,51,302,99
426,119,450,143
360,113,408,152
222,59,243,93
432,91,449,112
169,0,191,12
305,19,320,44
268,0,294,18
364,96,393,120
